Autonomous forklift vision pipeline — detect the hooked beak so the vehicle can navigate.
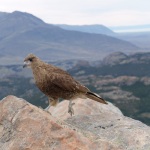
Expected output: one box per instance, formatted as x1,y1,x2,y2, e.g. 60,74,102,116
23,62,27,68
23,61,30,68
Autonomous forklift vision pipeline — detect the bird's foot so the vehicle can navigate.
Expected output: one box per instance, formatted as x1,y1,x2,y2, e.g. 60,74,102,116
68,101,75,116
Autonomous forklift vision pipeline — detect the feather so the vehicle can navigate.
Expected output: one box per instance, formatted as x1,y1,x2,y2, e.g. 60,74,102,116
86,92,107,104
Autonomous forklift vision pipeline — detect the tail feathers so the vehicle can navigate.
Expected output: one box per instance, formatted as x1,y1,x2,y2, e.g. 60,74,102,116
86,92,107,104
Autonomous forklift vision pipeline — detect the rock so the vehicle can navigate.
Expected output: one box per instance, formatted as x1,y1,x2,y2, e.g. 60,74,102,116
0,96,97,150
66,115,150,150
102,52,150,66
103,52,128,65
50,98,123,120
0,95,150,150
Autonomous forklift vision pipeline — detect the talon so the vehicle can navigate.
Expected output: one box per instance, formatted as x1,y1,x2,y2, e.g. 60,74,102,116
68,108,74,116
72,103,75,106
68,101,75,116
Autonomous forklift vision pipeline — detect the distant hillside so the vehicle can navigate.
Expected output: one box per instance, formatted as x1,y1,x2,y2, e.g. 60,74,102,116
56,24,115,35
103,51,150,66
116,32,150,50
0,11,140,64
1,51,150,125
57,23,150,51
70,52,150,77
68,52,150,125
0,12,8,19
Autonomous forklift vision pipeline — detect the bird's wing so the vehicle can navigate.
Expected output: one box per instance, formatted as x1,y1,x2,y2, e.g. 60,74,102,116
50,72,89,93
42,63,89,93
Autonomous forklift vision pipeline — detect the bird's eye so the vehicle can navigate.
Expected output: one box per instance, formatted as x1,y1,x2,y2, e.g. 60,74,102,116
29,58,33,62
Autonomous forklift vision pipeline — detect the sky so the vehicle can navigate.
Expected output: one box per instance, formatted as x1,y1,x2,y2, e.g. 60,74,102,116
0,0,150,27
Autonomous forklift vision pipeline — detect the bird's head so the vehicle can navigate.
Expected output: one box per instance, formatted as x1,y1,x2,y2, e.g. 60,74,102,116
23,53,37,68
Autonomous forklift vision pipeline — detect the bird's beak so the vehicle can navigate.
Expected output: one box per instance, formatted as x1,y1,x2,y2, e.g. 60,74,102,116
23,62,27,68
23,61,30,68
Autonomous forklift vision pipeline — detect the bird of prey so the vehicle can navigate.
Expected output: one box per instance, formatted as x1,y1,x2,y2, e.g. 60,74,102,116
23,54,107,116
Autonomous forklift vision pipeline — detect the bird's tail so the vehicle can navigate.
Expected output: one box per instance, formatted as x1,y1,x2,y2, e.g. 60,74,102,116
86,92,107,104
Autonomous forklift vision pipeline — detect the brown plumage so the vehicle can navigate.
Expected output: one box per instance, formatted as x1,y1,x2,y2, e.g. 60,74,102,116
23,54,107,115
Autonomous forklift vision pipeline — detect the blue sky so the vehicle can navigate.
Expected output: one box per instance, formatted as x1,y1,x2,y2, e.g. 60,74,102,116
0,0,150,27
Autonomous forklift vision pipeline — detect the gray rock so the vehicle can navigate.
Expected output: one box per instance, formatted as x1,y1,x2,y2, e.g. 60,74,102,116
50,98,150,150
0,95,150,150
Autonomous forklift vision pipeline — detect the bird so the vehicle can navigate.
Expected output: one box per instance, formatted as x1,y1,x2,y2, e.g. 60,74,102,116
23,54,107,116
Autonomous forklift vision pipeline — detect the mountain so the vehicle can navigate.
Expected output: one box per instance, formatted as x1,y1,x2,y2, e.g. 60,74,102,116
56,24,115,35
0,11,46,38
0,11,140,64
0,12,8,19
116,32,150,50
57,23,150,51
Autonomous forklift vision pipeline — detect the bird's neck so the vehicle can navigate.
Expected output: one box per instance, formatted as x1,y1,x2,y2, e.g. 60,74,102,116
31,61,48,83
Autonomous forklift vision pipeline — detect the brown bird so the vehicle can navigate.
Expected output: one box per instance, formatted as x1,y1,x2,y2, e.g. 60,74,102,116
23,54,107,116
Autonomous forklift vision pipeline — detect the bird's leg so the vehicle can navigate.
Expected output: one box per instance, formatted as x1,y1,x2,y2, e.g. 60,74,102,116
68,100,75,116
45,105,51,111
44,99,51,114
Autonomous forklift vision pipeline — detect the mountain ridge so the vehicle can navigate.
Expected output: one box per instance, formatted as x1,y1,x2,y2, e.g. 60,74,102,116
56,22,150,50
56,24,115,35
0,11,140,63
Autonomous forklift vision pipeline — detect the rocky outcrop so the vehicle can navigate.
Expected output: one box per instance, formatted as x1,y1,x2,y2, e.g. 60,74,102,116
0,96,98,150
50,98,123,120
102,52,150,66
0,95,150,150
103,52,128,65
